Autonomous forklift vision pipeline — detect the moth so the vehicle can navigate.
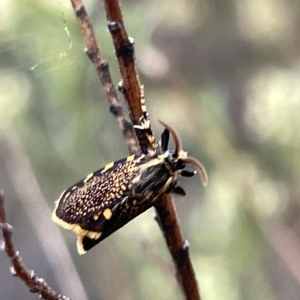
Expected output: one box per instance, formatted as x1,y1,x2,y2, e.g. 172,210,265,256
52,119,207,254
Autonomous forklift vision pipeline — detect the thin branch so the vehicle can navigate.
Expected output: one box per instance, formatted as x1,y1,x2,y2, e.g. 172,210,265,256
104,1,151,154
155,195,201,300
2,130,88,299
103,3,140,118
138,237,174,276
103,1,202,299
261,219,300,284
0,191,70,300
70,0,139,154
70,0,202,299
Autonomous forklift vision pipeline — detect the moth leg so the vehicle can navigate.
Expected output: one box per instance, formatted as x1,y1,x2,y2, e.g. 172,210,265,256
160,128,170,152
180,170,197,178
173,185,187,196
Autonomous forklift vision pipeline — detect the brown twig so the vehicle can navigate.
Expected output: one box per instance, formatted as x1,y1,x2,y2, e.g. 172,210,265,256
155,195,201,300
70,0,202,299
70,0,139,155
2,130,87,299
138,236,174,276
103,1,202,299
103,1,150,154
0,191,71,300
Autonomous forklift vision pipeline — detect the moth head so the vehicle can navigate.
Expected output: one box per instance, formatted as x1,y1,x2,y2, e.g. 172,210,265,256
158,119,208,186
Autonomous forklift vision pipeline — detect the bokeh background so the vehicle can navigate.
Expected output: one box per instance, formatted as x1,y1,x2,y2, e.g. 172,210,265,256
1,0,300,299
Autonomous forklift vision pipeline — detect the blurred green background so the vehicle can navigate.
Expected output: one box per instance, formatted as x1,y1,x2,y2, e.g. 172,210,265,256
1,0,300,299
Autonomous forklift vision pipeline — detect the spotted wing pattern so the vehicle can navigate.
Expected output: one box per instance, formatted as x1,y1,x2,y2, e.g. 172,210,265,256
52,154,145,253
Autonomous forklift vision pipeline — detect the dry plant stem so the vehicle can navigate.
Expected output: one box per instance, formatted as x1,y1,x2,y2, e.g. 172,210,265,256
139,238,174,276
70,0,139,154
0,192,70,300
70,0,202,299
103,1,201,299
155,195,201,300
263,220,300,283
103,0,141,119
2,131,87,300
104,0,150,153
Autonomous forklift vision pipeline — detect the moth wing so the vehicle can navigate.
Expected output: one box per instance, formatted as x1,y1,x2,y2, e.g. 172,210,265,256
52,155,142,254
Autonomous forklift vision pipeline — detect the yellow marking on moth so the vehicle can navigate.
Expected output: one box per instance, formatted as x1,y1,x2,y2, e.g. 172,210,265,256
71,186,77,191
126,154,135,162
140,85,146,112
84,172,94,183
143,120,151,129
77,232,103,255
52,210,101,240
52,200,102,254
103,208,112,220
116,193,122,199
76,235,86,255
101,161,114,173
93,214,99,221
131,157,161,186
147,134,155,142
121,184,127,191
63,191,71,200
57,190,66,201
161,177,175,194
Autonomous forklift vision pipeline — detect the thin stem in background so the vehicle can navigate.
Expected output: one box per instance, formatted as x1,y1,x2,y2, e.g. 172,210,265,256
70,0,140,155
0,191,71,300
1,130,89,300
